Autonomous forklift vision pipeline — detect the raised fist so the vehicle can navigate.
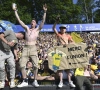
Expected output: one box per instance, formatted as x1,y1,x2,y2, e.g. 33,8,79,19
56,15,60,21
43,4,47,12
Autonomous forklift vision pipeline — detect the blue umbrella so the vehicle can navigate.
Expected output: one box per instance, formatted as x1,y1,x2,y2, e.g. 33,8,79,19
0,20,17,32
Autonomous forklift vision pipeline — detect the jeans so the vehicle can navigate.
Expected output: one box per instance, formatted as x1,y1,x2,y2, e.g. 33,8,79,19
75,76,93,90
0,50,15,81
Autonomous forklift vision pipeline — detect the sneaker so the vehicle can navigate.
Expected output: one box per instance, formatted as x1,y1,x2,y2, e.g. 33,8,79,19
0,81,5,88
17,81,28,88
69,81,76,87
10,80,15,88
32,80,39,87
58,82,63,88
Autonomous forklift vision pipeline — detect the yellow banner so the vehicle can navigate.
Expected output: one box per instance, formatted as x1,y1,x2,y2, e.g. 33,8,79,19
48,43,89,71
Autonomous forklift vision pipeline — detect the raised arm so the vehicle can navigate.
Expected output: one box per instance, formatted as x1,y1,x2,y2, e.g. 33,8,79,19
52,15,60,35
52,21,58,35
38,4,47,30
12,3,28,31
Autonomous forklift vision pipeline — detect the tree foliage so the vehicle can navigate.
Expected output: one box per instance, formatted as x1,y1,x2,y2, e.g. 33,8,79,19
0,0,100,24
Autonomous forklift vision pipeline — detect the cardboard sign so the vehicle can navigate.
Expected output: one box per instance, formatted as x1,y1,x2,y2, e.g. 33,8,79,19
48,43,89,71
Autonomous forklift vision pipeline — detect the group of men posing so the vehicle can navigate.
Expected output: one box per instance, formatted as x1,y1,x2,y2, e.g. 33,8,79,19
0,3,94,90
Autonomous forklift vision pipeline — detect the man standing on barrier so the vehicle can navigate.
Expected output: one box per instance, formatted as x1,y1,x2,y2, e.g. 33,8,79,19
0,30,24,88
12,3,47,87
52,15,74,45
52,16,75,88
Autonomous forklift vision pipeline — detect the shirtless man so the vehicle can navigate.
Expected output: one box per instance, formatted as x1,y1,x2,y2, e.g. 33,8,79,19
52,16,75,88
52,16,74,45
12,3,47,87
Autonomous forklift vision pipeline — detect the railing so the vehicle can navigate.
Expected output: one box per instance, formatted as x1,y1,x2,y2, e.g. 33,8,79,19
4,79,100,90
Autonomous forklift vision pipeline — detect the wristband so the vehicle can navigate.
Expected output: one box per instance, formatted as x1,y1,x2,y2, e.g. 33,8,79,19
14,9,18,11
44,11,46,13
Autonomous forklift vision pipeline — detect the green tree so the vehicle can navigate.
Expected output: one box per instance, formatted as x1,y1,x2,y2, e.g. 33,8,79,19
44,0,82,24
0,0,32,24
93,0,100,23
0,0,82,24
0,0,99,24
94,9,100,23
77,0,97,23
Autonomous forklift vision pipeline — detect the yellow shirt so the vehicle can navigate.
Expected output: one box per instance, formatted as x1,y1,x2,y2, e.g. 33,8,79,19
91,64,98,71
75,68,84,76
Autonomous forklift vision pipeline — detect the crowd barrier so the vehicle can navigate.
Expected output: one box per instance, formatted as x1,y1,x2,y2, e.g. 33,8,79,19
2,84,100,90
2,79,100,90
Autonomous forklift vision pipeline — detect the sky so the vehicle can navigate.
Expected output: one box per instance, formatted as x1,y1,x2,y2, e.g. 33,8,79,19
72,0,78,4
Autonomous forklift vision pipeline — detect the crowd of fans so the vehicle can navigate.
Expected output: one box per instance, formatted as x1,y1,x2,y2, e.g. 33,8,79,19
4,32,100,87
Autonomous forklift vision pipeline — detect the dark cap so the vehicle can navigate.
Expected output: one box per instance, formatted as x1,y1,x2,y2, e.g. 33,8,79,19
59,25,66,29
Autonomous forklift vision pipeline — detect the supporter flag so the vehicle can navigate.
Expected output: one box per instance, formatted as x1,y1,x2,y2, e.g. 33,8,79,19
71,32,83,43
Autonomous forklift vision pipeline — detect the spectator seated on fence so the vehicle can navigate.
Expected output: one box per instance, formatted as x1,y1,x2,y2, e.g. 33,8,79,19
15,60,34,86
25,61,34,79
37,60,55,81
74,65,95,90
16,59,34,80
75,64,98,80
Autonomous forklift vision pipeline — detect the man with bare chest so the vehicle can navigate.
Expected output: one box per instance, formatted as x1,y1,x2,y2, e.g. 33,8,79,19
52,16,75,88
57,31,73,45
12,3,47,87
52,16,73,45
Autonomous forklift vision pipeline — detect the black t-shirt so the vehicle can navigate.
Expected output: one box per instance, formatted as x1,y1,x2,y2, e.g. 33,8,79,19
38,69,55,76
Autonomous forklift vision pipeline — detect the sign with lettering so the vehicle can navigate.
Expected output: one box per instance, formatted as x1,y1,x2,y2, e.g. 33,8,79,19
1,24,100,32
48,43,89,71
